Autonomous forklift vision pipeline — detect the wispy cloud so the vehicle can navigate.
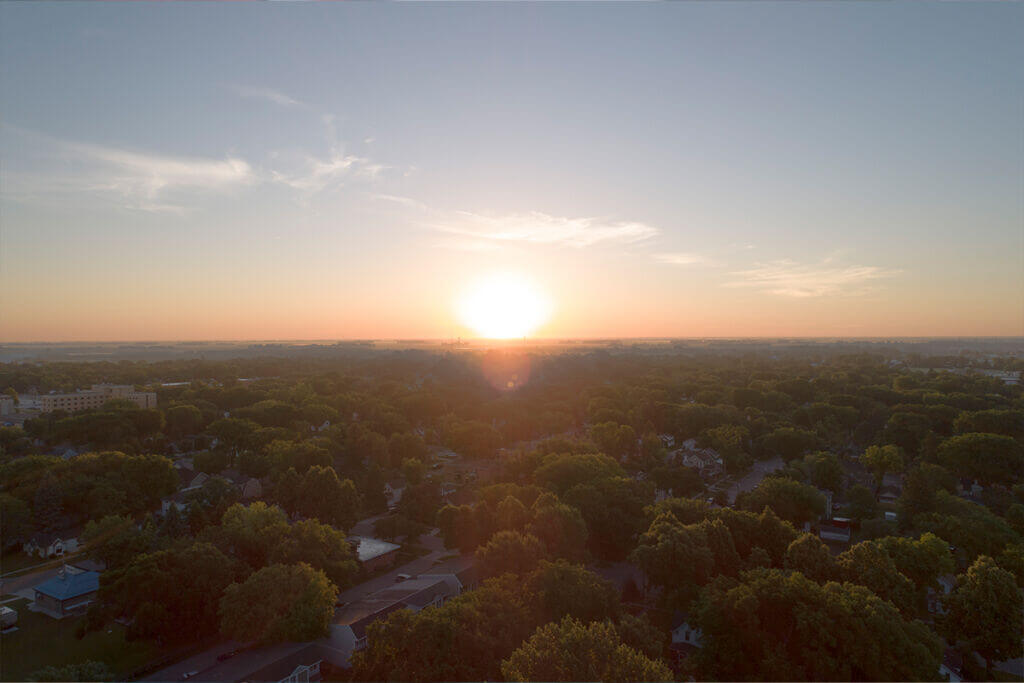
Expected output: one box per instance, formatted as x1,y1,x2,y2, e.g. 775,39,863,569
430,211,659,248
372,194,428,210
655,252,716,267
230,84,307,109
727,259,899,297
270,150,385,194
2,127,255,213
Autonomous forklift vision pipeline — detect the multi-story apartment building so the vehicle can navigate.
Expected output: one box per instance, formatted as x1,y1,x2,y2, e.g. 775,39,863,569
33,384,157,413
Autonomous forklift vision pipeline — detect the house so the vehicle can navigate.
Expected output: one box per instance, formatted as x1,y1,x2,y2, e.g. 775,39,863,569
186,471,210,490
383,481,405,509
327,575,464,664
927,574,956,615
669,611,703,667
878,485,901,506
241,478,263,499
348,536,401,572
32,565,99,619
674,439,725,478
939,648,964,682
24,531,79,559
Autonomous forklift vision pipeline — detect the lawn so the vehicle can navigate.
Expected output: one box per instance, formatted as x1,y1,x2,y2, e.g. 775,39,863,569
0,599,165,682
0,550,85,579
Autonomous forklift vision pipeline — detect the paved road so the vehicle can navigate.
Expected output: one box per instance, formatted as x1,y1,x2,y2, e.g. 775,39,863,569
142,529,451,682
726,457,784,504
0,564,65,600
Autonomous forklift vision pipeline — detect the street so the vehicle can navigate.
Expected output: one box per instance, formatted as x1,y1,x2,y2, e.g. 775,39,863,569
142,523,452,682
725,457,784,504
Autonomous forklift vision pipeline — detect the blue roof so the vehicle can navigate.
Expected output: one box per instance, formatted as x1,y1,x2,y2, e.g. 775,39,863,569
34,570,99,600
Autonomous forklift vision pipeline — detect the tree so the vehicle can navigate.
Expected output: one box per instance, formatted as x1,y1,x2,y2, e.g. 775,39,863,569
192,449,230,475
861,444,903,490
837,542,916,615
872,532,954,593
703,424,752,471
501,617,672,682
81,515,153,569
212,501,290,568
270,519,359,590
784,533,836,583
649,465,703,498
846,484,877,522
736,477,825,526
805,452,843,493
631,513,716,610
495,494,529,531
897,462,956,522
937,432,1024,485
401,457,427,487
267,439,331,474
528,492,589,561
388,432,428,469
760,427,821,462
614,613,666,660
164,404,203,439
476,530,546,578
297,466,361,530
88,542,238,644
563,476,652,561
943,556,1024,675
589,422,638,461
0,493,32,550
692,569,943,681
351,574,539,682
207,418,258,453
913,491,1020,561
534,452,625,496
219,563,337,644
524,560,619,625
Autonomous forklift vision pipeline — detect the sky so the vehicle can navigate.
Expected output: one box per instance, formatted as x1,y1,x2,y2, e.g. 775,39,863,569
1,2,1022,341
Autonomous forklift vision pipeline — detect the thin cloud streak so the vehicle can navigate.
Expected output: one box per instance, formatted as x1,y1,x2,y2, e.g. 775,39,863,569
1,128,255,213
372,194,429,210
230,84,308,109
727,259,900,297
431,211,659,248
655,252,715,266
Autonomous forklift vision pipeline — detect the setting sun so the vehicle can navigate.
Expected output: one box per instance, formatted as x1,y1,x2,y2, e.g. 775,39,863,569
457,273,552,339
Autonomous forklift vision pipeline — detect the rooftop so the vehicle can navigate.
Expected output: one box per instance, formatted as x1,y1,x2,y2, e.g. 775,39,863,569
34,569,99,601
349,536,401,563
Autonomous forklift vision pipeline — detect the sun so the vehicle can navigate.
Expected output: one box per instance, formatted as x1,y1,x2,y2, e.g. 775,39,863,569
457,273,552,339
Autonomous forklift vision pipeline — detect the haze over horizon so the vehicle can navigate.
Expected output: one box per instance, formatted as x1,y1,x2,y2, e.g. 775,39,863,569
2,2,1023,342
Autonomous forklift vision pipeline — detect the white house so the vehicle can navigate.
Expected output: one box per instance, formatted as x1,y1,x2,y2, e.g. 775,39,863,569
24,532,79,559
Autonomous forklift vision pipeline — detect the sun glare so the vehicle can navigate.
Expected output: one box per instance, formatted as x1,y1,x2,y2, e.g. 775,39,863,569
457,273,552,339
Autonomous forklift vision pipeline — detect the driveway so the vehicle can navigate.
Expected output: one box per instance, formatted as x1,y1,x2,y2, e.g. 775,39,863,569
726,457,784,504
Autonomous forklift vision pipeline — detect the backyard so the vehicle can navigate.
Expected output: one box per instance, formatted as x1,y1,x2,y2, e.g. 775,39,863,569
0,597,165,681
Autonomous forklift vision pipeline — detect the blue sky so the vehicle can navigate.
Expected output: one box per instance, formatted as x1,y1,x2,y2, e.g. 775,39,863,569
1,2,1022,340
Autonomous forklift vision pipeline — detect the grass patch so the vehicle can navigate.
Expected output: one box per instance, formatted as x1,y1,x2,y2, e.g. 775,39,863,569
0,551,85,579
0,606,167,682
0,552,47,577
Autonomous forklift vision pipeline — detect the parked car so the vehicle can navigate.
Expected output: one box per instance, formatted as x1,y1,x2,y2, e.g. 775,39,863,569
395,573,412,582
182,671,199,680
